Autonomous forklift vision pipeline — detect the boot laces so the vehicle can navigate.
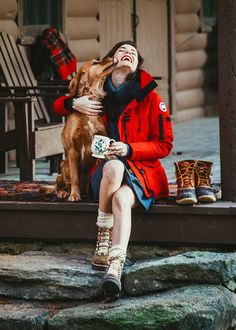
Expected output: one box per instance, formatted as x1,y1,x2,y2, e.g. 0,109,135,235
176,162,195,188
95,227,112,256
196,164,212,186
107,254,126,279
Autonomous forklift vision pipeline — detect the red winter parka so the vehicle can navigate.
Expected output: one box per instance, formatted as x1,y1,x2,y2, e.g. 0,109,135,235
54,70,174,200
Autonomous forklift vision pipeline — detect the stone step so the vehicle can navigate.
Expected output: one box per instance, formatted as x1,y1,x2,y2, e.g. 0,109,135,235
0,248,235,329
0,250,236,303
48,285,236,330
0,252,103,301
124,251,236,296
0,286,235,330
0,300,48,330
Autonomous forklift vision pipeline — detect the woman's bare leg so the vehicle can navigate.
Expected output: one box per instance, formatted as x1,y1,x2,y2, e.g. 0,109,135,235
98,160,125,213
111,184,137,250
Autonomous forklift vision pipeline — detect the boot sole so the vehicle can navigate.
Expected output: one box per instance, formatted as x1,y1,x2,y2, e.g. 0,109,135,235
102,275,121,298
176,198,197,205
197,195,216,203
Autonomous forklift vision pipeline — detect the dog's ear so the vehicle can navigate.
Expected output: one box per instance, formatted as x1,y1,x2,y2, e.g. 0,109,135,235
69,76,79,97
69,68,89,97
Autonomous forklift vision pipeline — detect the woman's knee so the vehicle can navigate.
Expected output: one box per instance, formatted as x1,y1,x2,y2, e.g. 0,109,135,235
102,160,124,183
112,187,135,209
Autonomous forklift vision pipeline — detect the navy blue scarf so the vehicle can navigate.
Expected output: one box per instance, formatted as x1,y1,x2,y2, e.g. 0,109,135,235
103,73,140,120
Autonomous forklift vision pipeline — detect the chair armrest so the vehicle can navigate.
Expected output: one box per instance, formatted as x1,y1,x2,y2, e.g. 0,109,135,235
0,85,68,96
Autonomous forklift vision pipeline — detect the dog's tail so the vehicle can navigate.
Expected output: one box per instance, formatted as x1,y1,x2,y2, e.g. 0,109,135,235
39,185,56,194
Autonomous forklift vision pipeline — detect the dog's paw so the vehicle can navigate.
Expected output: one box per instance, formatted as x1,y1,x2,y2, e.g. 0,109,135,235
57,190,69,199
68,193,81,202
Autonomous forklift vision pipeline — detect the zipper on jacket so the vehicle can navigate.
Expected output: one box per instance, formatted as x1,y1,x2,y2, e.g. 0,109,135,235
159,114,164,140
123,114,130,143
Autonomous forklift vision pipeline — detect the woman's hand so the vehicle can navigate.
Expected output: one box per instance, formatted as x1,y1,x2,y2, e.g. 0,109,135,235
72,96,103,116
105,142,128,159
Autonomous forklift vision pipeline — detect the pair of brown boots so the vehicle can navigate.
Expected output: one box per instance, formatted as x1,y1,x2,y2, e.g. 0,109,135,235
174,160,216,205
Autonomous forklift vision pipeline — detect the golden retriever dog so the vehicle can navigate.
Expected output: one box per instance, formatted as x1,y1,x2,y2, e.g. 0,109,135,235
56,57,117,202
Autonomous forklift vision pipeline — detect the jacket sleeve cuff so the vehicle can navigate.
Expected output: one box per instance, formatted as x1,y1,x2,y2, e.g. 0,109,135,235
126,144,132,158
64,98,75,112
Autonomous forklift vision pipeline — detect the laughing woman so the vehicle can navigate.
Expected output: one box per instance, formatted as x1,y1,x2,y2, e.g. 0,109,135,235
54,41,174,300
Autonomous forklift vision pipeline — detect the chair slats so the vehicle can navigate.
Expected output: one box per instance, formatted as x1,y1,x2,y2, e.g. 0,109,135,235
0,32,51,123
0,31,64,180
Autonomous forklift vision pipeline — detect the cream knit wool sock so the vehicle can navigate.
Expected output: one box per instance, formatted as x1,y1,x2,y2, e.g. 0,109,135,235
96,209,114,229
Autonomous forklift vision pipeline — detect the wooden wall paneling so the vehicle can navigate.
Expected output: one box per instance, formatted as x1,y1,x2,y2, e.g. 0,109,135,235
0,20,17,39
175,13,200,33
169,0,177,116
176,88,205,110
136,0,169,103
0,0,17,19
99,0,132,58
175,107,205,122
173,0,218,120
175,0,201,15
176,32,207,52
176,50,207,72
176,69,204,91
66,0,99,17
66,17,99,40
68,39,100,62
0,0,17,39
65,0,100,66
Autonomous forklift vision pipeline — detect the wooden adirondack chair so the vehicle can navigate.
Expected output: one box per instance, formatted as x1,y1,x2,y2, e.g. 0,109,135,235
0,31,67,181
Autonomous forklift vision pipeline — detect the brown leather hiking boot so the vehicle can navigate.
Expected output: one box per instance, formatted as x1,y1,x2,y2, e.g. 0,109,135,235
175,160,197,205
92,227,112,271
102,251,126,300
195,160,216,203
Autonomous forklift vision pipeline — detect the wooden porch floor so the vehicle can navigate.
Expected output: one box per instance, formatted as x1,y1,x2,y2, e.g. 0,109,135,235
0,116,229,246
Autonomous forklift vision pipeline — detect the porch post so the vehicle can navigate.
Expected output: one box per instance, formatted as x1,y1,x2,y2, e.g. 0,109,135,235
218,0,236,201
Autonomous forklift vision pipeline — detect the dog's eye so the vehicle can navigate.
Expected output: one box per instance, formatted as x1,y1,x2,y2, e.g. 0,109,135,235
92,60,99,66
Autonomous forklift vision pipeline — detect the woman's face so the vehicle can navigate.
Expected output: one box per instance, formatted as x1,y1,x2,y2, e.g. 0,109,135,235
113,44,139,72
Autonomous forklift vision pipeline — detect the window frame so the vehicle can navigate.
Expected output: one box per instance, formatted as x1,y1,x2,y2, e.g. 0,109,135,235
17,0,65,45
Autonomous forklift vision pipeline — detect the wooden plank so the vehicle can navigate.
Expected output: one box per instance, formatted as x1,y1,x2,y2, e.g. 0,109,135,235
66,0,99,17
66,17,99,40
176,32,208,52
174,107,205,122
68,39,100,62
0,33,20,86
176,89,205,110
0,33,41,120
136,0,169,103
35,124,64,158
99,0,132,57
17,43,47,122
0,0,17,20
218,0,236,202
176,69,204,91
176,50,207,71
175,13,200,33
0,130,17,151
175,0,201,14
0,201,236,245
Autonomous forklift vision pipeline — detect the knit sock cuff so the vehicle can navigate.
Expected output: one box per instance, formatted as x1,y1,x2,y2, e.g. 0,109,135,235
96,209,113,228
109,245,127,258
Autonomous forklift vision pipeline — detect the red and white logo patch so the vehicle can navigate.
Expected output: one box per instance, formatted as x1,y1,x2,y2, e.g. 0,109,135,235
159,102,167,112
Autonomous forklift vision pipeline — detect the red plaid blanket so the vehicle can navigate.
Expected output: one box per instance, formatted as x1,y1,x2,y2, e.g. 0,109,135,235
41,27,77,80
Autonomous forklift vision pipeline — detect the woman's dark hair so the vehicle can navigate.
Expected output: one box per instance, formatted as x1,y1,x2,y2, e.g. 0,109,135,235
102,40,144,81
